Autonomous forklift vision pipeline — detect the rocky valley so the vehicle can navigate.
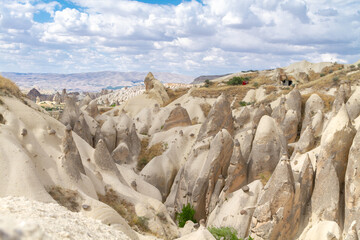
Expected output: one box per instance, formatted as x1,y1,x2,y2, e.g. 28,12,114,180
1,60,360,240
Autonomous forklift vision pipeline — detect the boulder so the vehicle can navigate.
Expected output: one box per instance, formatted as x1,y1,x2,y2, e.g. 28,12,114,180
248,115,287,182
197,93,234,141
162,104,192,131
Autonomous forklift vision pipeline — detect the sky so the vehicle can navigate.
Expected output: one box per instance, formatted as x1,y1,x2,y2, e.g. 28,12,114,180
0,0,359,76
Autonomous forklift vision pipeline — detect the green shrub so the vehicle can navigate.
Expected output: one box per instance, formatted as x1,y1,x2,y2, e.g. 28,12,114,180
176,203,196,228
208,227,253,240
208,227,239,240
329,69,333,74
253,82,259,88
110,103,116,107
333,76,339,83
204,79,212,88
239,101,251,107
320,73,325,77
350,65,355,69
227,76,249,86
358,63,360,69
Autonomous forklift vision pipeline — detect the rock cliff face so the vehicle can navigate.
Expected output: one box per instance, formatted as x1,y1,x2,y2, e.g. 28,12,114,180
2,64,360,240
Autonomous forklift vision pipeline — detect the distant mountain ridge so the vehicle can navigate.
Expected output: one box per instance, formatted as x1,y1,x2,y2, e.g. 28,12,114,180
191,74,232,84
1,71,195,92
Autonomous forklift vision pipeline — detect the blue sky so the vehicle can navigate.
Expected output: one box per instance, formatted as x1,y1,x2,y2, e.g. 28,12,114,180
0,0,359,75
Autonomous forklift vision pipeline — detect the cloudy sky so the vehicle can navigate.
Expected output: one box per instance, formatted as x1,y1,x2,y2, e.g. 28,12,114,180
0,0,359,76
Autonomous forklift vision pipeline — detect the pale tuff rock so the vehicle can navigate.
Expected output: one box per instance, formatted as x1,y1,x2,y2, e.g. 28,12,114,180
247,115,287,182
294,72,309,83
61,128,86,181
281,109,298,143
100,117,117,153
73,113,93,146
311,110,324,137
207,180,263,239
144,72,170,105
112,143,129,165
333,86,347,114
253,104,270,126
235,127,255,162
345,128,360,233
346,87,360,121
317,104,356,185
94,139,128,186
85,100,100,119
114,113,141,165
176,226,215,240
291,126,315,159
53,92,61,104
272,68,288,84
312,159,340,223
59,96,80,128
167,130,233,221
250,158,296,240
235,106,251,128
197,93,234,141
301,93,324,134
299,221,341,240
344,221,359,240
223,140,247,195
162,104,192,131
285,88,302,121
79,95,92,107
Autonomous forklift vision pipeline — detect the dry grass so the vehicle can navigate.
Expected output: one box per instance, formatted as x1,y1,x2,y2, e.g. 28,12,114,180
258,87,292,106
98,189,150,233
301,92,335,113
47,186,82,212
200,103,211,117
137,138,165,171
164,87,189,107
264,85,278,95
0,75,23,98
299,68,348,91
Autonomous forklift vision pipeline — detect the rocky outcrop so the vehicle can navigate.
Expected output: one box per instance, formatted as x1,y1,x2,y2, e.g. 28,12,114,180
247,115,287,182
27,88,42,102
301,94,324,134
222,140,247,195
197,93,234,141
53,92,61,104
85,100,99,119
346,87,360,121
61,127,86,181
100,117,117,153
207,180,263,239
59,96,80,128
166,129,234,221
73,113,93,146
250,157,297,240
311,159,340,223
291,126,315,159
162,104,192,131
144,72,170,105
345,128,360,233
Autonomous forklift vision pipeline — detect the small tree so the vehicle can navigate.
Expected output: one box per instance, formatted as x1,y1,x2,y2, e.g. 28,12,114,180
227,76,249,85
176,203,196,228
350,65,355,69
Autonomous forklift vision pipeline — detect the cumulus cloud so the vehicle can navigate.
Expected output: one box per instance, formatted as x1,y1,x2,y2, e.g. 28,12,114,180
0,0,359,75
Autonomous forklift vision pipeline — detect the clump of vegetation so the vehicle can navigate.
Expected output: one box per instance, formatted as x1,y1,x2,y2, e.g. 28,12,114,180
252,82,259,88
137,139,165,171
0,75,23,98
110,103,116,107
208,227,253,240
204,79,213,88
350,65,355,69
358,63,360,69
227,76,249,86
200,103,212,117
176,203,197,228
320,73,325,77
98,188,150,233
47,186,81,212
333,76,339,83
239,101,252,107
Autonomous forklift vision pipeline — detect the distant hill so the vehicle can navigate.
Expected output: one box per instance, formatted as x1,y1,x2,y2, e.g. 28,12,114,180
191,74,232,84
1,71,194,92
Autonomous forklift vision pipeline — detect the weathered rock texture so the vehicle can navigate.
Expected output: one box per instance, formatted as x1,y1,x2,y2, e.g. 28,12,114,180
162,104,192,131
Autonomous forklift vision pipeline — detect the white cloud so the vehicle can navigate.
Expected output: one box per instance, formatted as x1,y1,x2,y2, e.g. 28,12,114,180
0,0,359,76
